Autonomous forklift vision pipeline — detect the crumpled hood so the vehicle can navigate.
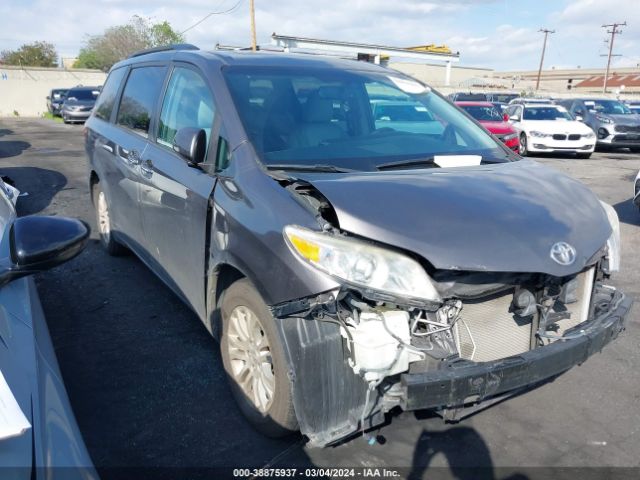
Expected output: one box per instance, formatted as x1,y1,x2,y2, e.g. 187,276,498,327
298,161,611,277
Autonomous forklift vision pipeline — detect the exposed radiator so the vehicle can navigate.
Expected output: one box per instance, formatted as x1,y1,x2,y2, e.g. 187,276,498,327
453,268,596,363
454,290,534,362
554,267,595,336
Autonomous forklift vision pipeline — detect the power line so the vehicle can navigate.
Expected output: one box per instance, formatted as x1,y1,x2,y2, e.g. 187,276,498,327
602,22,626,93
180,0,245,35
535,28,555,91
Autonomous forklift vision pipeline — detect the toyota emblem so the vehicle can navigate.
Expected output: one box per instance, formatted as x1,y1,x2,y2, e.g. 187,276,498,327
550,242,577,266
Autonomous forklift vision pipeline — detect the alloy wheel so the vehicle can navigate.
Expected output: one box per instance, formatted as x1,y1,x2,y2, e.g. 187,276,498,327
226,305,275,413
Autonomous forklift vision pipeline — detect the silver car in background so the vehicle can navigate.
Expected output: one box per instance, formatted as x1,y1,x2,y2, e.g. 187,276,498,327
61,87,101,124
558,98,640,151
0,177,96,480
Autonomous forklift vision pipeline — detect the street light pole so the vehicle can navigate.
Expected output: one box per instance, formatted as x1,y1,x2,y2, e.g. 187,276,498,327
535,28,555,91
249,0,257,51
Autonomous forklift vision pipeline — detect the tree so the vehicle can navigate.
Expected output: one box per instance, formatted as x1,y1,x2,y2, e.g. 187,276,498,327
1,41,58,67
74,16,184,71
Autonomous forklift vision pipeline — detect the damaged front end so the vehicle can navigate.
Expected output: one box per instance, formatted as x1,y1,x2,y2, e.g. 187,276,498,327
272,220,630,447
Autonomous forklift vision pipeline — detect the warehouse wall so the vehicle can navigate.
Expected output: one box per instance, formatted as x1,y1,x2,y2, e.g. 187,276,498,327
388,62,494,88
0,65,107,117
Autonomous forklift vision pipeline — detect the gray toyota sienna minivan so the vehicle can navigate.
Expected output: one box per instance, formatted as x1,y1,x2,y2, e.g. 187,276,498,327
85,44,630,446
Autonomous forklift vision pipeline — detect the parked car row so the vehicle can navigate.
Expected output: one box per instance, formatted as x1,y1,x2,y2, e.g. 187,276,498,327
46,86,102,124
81,45,629,447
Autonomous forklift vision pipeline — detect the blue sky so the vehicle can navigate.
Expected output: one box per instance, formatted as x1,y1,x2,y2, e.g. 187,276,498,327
0,0,638,71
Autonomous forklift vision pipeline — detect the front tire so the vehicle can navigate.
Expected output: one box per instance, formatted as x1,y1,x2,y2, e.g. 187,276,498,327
630,147,640,153
519,133,528,156
576,152,592,159
92,183,128,256
220,278,298,438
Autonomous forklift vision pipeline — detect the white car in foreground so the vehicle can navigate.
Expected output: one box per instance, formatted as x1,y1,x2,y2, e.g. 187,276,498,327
506,104,596,158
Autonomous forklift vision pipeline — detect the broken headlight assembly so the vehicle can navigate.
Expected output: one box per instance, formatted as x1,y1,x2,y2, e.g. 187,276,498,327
600,201,620,272
283,225,441,302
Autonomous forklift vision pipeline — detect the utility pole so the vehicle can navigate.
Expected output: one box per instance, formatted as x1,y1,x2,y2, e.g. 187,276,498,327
249,0,257,51
535,28,555,91
602,22,626,93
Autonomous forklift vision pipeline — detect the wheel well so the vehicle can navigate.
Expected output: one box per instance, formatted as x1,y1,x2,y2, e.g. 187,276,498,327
209,264,245,339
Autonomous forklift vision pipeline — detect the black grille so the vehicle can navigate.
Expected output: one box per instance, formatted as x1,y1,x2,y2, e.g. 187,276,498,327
553,134,567,140
615,125,640,133
568,134,581,141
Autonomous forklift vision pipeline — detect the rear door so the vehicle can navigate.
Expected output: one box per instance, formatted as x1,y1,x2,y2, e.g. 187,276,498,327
87,66,128,237
110,65,168,251
138,64,218,318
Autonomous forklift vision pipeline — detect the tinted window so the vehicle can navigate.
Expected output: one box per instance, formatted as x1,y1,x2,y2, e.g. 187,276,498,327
158,67,215,150
94,68,127,121
117,66,167,137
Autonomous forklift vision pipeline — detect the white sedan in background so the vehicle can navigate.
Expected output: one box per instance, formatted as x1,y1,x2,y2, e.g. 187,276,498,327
506,104,596,158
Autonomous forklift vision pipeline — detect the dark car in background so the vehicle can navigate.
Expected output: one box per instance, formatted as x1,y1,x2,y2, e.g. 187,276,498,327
46,88,68,116
557,98,640,151
61,86,101,124
0,177,96,480
85,46,629,447
456,100,519,151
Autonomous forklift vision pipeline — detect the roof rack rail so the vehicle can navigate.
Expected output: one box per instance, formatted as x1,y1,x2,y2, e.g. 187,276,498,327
128,44,199,59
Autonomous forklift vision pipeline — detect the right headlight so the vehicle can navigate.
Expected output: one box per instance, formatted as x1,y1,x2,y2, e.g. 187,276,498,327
596,114,613,124
284,225,441,302
599,201,620,272
530,131,551,138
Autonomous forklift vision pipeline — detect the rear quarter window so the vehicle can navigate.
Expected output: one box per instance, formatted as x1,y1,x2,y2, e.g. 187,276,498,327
116,66,167,137
94,67,127,121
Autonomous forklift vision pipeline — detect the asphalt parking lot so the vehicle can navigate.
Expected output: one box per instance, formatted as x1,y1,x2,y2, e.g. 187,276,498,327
1,117,639,479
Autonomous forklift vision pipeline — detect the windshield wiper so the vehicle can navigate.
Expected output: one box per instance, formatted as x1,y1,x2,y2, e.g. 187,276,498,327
376,157,438,171
265,164,355,173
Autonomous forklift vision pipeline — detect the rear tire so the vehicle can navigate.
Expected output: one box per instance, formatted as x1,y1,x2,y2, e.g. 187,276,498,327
92,183,128,256
220,278,298,438
630,147,640,153
519,133,528,156
576,153,592,159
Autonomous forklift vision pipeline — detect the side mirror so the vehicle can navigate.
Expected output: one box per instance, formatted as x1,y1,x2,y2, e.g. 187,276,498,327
173,128,207,165
0,216,89,286
46,95,50,100
509,115,520,122
503,113,509,122
575,115,583,122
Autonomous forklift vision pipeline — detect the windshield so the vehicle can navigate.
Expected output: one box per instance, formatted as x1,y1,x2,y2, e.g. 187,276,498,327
523,106,572,121
66,89,98,101
459,105,503,122
453,93,488,101
224,66,508,172
52,89,67,99
489,93,519,103
585,100,633,115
